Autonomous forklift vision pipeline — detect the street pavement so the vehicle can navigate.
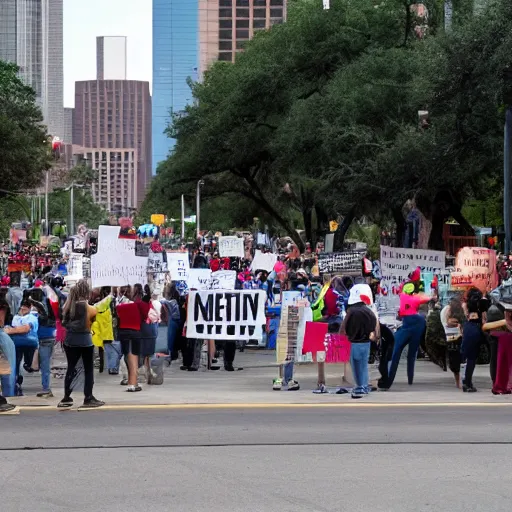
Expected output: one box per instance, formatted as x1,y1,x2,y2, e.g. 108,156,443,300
1,407,512,511
7,348,512,409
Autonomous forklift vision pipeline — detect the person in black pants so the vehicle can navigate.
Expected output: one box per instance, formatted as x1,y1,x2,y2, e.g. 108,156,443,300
377,323,395,390
223,340,241,371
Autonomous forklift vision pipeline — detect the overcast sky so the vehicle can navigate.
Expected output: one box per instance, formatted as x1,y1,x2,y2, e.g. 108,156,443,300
63,0,152,107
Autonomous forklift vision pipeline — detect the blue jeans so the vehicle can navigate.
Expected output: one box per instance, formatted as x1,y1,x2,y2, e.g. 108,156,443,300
167,320,180,356
105,341,122,371
0,330,16,397
388,314,426,388
283,361,294,385
350,342,371,396
38,339,54,391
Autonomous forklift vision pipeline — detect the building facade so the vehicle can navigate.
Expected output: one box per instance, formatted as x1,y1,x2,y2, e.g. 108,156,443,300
0,0,64,138
63,107,74,144
73,80,151,209
97,36,127,80
152,0,199,174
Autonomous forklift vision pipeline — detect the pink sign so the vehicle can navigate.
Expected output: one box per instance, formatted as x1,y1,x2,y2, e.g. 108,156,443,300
451,247,498,293
302,322,328,355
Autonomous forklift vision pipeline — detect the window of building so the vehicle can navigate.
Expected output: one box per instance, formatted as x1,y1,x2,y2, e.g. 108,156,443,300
219,8,232,17
219,29,232,40
270,0,283,5
219,19,233,28
219,0,232,5
236,0,249,5
236,29,249,39
270,8,283,17
236,19,249,28
253,8,266,17
253,0,267,5
218,52,232,62
253,18,266,29
236,8,249,17
219,40,232,50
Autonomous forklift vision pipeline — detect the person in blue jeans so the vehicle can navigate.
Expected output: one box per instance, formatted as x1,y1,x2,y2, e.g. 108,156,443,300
0,292,16,397
341,284,377,399
27,290,57,398
3,300,39,396
161,284,181,362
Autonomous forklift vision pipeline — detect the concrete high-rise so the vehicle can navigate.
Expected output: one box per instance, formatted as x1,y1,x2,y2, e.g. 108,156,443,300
97,36,127,80
73,80,152,210
0,0,64,138
152,0,199,174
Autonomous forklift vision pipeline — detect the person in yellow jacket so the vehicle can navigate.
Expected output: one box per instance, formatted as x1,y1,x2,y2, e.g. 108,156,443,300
90,288,114,372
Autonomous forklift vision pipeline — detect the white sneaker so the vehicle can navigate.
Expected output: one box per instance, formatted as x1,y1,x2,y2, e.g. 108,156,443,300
272,378,283,391
287,380,300,391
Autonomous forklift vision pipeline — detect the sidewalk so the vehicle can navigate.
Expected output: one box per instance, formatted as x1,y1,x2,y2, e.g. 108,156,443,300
8,349,512,408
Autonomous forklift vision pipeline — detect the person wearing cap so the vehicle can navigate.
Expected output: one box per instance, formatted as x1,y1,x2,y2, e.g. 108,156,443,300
386,282,430,389
340,284,377,399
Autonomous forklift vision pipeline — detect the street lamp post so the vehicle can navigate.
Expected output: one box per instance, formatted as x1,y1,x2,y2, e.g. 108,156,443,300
503,68,512,254
181,194,185,241
196,179,204,241
45,169,49,235
70,183,74,236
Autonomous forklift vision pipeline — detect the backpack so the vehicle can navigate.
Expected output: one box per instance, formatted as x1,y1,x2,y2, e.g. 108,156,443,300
311,284,330,322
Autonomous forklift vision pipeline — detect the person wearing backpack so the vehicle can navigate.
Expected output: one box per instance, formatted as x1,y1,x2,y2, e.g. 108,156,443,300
25,287,58,398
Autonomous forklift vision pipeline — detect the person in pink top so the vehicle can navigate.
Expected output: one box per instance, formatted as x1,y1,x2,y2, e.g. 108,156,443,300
386,282,431,389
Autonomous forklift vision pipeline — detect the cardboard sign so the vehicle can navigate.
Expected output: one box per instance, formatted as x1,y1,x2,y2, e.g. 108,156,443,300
251,250,277,272
167,252,190,281
187,269,237,291
318,251,365,275
147,251,168,273
67,253,84,280
186,290,266,340
91,226,148,287
276,304,313,364
218,236,244,258
380,246,445,278
451,247,498,293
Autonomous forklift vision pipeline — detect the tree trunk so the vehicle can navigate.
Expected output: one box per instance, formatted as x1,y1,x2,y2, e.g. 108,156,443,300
392,207,406,247
314,204,329,243
333,208,356,252
303,208,313,246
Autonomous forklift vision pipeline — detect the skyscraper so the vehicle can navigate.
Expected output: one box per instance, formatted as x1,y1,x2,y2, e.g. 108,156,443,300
152,0,199,174
73,80,152,210
97,36,127,80
0,0,64,138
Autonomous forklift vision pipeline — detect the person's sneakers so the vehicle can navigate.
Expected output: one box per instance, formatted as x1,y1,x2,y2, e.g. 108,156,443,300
80,397,105,409
23,364,36,374
15,384,23,397
36,390,54,398
209,365,220,371
58,397,73,408
313,384,329,394
180,365,189,371
463,382,477,392
351,393,364,399
126,385,142,392
120,378,129,385
335,388,349,394
224,363,235,372
187,367,198,372
272,378,283,391
0,403,16,413
108,369,119,375
287,380,300,391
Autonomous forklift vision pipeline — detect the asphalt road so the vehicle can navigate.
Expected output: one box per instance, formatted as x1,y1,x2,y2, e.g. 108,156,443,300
1,406,511,512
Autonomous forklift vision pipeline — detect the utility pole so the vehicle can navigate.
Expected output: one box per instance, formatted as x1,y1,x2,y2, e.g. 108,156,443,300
70,184,74,236
45,170,49,235
196,179,204,241
504,108,512,253
181,194,185,241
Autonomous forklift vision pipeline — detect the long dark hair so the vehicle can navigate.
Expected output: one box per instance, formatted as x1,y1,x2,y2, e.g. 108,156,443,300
132,283,144,302
63,280,90,320
164,283,180,302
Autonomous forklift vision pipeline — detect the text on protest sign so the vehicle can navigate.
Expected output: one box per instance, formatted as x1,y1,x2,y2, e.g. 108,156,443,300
91,226,148,287
317,251,365,275
218,236,244,258
451,247,498,293
167,251,190,281
66,253,84,280
380,246,446,278
186,290,266,340
187,269,237,290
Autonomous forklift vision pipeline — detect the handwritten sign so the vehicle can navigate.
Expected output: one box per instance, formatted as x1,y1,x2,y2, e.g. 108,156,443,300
147,251,168,273
218,236,244,258
251,250,277,272
276,304,313,364
380,246,445,278
167,252,190,281
210,270,236,290
66,253,84,280
186,290,266,340
317,251,365,275
91,225,148,287
187,269,237,290
451,247,498,293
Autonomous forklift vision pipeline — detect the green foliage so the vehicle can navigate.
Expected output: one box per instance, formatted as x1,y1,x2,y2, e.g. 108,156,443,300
67,164,98,187
144,0,510,249
0,61,50,193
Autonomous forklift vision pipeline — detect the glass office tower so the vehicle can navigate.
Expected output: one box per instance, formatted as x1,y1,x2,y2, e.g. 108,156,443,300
152,0,199,174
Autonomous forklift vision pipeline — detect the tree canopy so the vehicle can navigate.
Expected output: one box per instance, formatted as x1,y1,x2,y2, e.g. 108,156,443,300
145,0,512,250
0,61,50,194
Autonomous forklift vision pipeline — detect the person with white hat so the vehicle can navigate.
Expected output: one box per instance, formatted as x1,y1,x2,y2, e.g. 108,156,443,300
341,284,377,399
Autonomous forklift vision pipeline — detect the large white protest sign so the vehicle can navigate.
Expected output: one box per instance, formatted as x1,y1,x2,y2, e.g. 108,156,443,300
318,251,365,275
147,251,168,273
167,252,190,281
218,236,244,258
91,226,148,287
251,250,277,272
187,269,237,290
380,246,446,278
187,289,266,340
